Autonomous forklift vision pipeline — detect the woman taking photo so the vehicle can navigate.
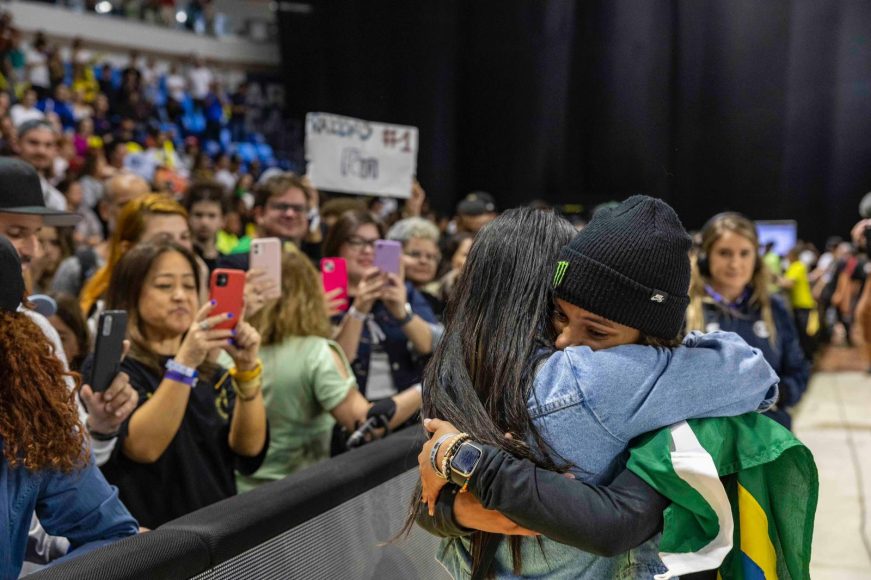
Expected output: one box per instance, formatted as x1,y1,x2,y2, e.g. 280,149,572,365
0,236,138,578
686,212,809,429
325,210,438,400
237,250,422,492
89,241,267,528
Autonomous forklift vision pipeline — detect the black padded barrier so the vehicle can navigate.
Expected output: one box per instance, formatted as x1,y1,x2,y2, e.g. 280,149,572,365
26,427,450,580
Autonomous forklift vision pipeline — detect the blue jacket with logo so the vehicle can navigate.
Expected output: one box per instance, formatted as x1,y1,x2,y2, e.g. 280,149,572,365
701,294,809,427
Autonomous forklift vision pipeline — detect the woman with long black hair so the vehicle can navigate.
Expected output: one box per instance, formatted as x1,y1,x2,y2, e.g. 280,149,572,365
409,200,779,579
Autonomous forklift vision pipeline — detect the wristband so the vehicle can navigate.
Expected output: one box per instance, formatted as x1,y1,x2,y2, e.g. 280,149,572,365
166,358,199,378
393,302,414,325
165,369,197,387
430,433,458,477
348,306,369,322
229,360,262,382
87,424,119,441
233,377,262,402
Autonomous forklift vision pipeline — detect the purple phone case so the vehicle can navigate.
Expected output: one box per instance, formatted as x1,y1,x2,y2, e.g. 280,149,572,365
374,240,402,274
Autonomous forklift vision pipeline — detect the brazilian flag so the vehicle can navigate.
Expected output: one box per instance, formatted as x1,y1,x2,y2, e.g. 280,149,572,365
626,414,818,579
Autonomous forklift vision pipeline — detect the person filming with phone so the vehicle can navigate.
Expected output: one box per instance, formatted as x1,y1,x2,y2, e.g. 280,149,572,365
85,241,268,528
324,209,436,409
235,249,422,491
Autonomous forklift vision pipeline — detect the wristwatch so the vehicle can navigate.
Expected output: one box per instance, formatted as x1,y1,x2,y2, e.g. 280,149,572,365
394,302,414,325
449,441,484,487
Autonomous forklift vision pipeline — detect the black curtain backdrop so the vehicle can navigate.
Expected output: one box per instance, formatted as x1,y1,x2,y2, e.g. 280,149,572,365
278,0,871,245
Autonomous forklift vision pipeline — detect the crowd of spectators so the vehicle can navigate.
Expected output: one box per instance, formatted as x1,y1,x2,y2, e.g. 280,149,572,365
4,126,869,573
0,13,865,578
25,0,229,37
0,14,275,211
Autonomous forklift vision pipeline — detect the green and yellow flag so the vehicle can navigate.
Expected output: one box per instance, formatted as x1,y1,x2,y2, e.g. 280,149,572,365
626,414,818,579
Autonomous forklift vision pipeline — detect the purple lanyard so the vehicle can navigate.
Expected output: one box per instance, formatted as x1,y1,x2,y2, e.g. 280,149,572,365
704,285,752,310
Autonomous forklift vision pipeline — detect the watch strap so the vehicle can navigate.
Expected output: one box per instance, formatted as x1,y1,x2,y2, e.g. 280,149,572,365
396,302,414,325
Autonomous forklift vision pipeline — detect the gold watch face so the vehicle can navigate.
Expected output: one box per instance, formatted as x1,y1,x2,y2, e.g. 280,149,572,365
451,443,482,477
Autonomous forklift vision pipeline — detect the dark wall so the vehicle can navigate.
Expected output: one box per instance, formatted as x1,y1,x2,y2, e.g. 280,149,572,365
278,0,871,245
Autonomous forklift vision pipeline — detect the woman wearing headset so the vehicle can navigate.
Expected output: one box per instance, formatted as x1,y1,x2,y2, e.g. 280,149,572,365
686,212,810,429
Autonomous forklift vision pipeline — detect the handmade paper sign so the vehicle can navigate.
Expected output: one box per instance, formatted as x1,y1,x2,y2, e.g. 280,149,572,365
305,112,418,198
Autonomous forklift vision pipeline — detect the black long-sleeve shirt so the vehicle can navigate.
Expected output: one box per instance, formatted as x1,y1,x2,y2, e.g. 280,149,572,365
417,444,717,579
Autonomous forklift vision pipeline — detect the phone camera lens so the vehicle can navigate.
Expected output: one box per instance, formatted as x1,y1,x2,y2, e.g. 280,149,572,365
324,262,334,273
217,274,228,286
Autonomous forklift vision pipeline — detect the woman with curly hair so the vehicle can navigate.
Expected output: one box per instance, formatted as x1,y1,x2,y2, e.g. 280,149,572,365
0,235,138,579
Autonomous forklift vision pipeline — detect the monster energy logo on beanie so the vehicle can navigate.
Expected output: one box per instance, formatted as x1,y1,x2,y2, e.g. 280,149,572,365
553,261,569,287
552,195,692,339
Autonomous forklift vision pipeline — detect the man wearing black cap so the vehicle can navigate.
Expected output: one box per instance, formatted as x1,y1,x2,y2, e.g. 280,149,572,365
455,191,497,234
0,157,138,451
0,158,140,568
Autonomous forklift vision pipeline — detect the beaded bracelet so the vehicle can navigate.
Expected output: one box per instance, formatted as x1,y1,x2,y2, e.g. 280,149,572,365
430,433,458,479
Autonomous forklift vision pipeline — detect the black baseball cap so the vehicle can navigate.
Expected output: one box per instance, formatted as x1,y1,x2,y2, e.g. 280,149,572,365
457,191,496,216
0,235,24,312
0,157,80,227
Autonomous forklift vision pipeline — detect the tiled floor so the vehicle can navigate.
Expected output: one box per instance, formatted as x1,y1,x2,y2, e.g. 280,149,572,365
793,347,871,579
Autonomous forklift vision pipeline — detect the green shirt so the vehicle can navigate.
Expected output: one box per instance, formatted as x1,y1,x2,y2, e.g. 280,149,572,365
228,336,356,493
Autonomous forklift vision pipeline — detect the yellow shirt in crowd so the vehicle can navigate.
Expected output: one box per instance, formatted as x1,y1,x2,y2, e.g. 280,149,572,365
784,261,815,309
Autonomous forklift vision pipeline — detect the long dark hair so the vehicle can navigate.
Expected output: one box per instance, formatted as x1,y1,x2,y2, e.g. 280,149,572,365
106,241,207,376
407,207,576,576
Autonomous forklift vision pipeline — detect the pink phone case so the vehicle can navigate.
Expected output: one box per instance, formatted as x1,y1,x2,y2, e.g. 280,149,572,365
374,240,402,275
321,258,349,312
250,237,282,300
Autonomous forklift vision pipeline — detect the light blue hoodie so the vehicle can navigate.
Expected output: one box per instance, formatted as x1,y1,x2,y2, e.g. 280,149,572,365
437,331,779,579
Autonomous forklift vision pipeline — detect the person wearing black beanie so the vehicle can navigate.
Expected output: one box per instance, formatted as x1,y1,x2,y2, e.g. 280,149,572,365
413,205,783,579
553,195,692,341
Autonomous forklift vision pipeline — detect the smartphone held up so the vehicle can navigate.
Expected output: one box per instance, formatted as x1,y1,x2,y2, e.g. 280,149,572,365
209,269,245,330
89,310,128,393
321,257,349,312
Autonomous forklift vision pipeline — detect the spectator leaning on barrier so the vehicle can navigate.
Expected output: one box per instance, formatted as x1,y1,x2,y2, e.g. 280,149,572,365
0,158,138,457
325,209,438,401
0,159,139,569
0,235,139,580
90,241,268,528
237,250,422,492
686,212,809,430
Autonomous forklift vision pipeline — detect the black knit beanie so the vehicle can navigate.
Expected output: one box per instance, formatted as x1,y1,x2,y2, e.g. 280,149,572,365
553,195,691,339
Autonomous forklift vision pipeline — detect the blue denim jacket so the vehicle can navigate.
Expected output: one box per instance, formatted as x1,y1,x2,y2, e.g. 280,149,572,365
438,331,779,579
1,445,139,579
